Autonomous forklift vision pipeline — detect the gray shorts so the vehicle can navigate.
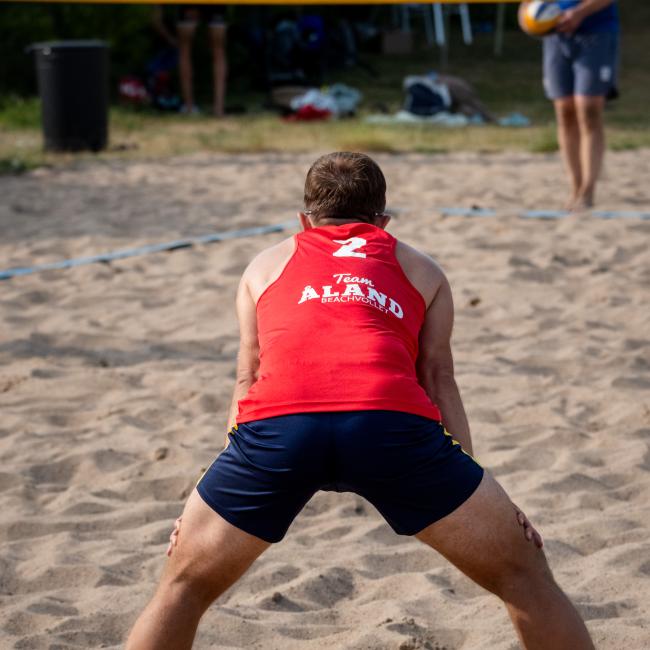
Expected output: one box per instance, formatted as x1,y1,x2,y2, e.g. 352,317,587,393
543,32,619,100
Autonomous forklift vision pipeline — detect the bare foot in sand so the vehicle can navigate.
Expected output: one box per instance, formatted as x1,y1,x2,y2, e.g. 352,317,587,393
565,188,594,212
564,190,581,211
576,188,595,209
572,193,594,212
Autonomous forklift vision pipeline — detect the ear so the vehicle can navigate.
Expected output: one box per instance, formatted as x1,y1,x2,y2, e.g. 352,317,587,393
298,212,314,231
375,214,391,230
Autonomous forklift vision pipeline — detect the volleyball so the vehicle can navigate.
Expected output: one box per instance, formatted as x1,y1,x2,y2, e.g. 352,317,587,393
519,1,563,37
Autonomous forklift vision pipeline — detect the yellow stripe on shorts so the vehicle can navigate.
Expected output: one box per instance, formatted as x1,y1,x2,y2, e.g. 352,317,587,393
194,425,239,486
442,427,482,467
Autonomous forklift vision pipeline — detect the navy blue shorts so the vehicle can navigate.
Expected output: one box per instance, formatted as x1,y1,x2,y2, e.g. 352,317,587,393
543,32,619,100
196,411,484,543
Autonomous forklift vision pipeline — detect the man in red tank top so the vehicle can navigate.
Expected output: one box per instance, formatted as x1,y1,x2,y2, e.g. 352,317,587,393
127,154,594,650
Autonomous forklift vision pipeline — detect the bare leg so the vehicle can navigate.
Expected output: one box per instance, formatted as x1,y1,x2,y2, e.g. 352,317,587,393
209,23,228,118
575,95,606,208
177,21,197,112
416,473,594,650
553,97,582,209
125,489,270,650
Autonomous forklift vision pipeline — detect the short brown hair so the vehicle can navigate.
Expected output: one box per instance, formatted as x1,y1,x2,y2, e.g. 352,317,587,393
303,152,386,221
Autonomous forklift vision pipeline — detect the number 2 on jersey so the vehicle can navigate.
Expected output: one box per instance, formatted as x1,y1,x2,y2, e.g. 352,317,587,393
332,237,367,258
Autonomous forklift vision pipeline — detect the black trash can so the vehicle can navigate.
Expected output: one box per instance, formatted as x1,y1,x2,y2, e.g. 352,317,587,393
31,40,109,152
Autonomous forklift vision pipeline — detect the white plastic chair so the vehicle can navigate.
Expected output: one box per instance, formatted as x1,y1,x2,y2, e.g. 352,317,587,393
433,3,473,47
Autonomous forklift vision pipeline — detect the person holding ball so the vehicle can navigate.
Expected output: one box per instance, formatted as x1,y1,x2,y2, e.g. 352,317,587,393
529,1,620,209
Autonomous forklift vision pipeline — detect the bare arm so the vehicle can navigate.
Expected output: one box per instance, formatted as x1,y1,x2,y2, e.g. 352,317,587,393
557,0,615,33
574,0,615,15
416,276,473,456
226,274,260,441
414,273,544,546
224,236,295,442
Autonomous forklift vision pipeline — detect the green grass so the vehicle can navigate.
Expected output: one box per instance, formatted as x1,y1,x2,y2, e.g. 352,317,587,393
527,126,559,153
0,95,40,129
1,29,648,172
0,156,34,174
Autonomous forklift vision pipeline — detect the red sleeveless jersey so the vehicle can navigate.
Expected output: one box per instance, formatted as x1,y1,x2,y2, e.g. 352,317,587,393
236,222,442,423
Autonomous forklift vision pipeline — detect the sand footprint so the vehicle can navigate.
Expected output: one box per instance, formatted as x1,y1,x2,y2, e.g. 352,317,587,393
385,616,465,650
268,567,355,611
26,596,78,617
360,548,437,580
365,523,412,547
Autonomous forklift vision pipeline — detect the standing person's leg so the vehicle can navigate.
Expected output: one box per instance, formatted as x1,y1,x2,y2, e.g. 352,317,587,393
574,95,605,208
209,20,228,118
570,31,619,208
544,34,582,209
416,473,594,650
125,489,270,650
177,11,199,113
554,97,583,208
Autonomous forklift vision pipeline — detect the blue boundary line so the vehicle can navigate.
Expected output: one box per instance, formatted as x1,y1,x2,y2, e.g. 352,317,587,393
0,220,296,281
521,210,569,219
440,207,497,217
3,209,648,281
593,210,650,220
440,208,650,220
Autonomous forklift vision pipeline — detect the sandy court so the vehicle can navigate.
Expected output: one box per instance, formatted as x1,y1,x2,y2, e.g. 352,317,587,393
1,150,649,649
